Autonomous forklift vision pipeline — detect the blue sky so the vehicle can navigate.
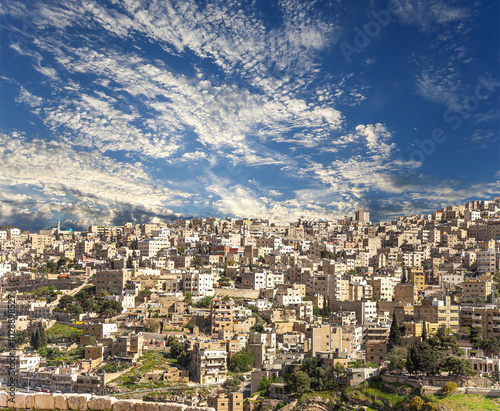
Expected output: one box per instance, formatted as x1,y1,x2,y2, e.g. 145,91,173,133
0,0,499,231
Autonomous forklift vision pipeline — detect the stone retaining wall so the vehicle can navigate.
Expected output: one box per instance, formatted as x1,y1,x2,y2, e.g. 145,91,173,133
0,392,214,411
213,288,260,299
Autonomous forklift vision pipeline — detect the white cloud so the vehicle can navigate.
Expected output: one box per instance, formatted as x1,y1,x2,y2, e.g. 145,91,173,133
0,132,190,227
393,0,468,29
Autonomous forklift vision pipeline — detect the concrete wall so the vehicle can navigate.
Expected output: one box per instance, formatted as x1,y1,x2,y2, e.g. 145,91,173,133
0,392,214,411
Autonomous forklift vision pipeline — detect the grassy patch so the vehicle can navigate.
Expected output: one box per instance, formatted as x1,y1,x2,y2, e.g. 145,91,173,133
344,379,409,409
434,394,500,410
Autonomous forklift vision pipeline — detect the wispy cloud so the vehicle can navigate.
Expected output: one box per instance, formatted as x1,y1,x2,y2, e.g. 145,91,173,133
0,132,190,228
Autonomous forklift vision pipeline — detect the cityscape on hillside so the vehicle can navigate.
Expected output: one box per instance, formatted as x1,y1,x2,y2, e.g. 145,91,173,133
0,198,500,410
1,0,499,409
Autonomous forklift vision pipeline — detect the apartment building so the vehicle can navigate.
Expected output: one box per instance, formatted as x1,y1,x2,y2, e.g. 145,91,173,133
301,324,345,357
330,301,377,324
207,392,244,411
182,271,214,296
95,269,132,295
112,334,144,360
312,274,349,304
80,322,117,345
190,340,228,384
409,269,426,291
138,238,170,258
461,306,500,339
461,278,493,301
367,277,394,301
276,287,302,306
394,283,417,304
413,296,460,331
210,298,234,336
477,249,496,274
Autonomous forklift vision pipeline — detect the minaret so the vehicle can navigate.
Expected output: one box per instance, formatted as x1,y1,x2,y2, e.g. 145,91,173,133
57,218,61,233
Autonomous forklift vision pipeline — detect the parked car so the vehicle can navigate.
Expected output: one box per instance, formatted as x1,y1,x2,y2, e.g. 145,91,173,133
42,389,51,393
54,390,62,394
34,387,42,392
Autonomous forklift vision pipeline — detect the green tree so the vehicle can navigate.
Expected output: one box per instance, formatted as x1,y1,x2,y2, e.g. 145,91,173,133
58,295,76,311
224,375,244,392
248,305,259,315
126,255,134,268
139,289,153,298
229,351,254,373
388,312,401,350
250,323,264,333
286,370,310,393
442,357,475,376
191,254,204,268
422,321,428,341
489,366,500,384
259,376,273,392
408,396,425,411
301,357,326,390
482,337,500,356
196,296,213,308
34,328,41,350
387,346,407,372
415,341,441,376
100,300,123,316
31,327,39,349
80,298,95,312
329,362,348,389
469,326,483,347
38,326,47,348
218,277,232,287
407,343,422,375
169,339,190,367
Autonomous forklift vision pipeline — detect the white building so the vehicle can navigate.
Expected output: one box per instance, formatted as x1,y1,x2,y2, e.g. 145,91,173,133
138,238,171,258
182,271,214,296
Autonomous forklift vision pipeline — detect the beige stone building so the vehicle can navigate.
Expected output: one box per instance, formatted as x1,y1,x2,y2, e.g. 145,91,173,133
413,296,459,331
207,393,243,411
190,340,228,384
365,341,388,364
95,269,133,295
461,278,492,301
394,283,417,304
210,298,234,336
461,306,500,339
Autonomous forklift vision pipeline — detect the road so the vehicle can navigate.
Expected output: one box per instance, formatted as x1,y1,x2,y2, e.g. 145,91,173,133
49,276,93,307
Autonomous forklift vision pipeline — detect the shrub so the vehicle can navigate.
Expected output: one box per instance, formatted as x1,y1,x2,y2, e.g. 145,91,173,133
408,396,425,411
442,382,458,396
423,402,439,411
